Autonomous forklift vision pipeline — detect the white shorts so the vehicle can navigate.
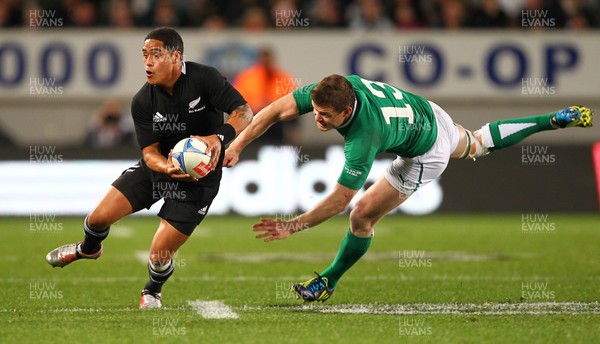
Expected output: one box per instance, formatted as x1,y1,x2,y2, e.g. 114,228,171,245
384,101,459,195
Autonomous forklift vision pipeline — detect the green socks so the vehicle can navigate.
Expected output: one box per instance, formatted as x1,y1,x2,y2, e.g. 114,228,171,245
320,229,372,288
485,113,556,151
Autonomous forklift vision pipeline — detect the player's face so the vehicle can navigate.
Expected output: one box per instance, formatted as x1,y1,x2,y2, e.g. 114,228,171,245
311,101,351,131
142,39,180,86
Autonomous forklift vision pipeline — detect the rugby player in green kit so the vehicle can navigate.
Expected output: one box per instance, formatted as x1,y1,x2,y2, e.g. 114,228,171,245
224,74,593,302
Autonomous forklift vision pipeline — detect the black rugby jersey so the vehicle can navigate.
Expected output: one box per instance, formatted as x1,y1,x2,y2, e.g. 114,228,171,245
130,61,246,194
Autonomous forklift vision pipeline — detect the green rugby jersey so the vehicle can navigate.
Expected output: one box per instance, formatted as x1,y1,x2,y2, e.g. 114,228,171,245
292,75,438,190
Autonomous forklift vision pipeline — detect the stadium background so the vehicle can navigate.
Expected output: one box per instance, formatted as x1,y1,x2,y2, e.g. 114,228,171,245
0,0,599,214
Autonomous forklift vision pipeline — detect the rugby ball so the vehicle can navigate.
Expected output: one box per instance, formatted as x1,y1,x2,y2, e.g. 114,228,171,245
171,138,212,179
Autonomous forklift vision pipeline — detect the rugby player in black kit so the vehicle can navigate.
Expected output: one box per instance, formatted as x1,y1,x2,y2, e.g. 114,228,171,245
46,27,253,308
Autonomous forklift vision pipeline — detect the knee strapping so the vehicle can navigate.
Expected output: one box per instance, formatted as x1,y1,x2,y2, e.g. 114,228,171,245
461,128,490,160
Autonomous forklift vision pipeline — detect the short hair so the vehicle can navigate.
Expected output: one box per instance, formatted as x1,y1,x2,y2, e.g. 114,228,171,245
311,74,355,113
145,27,184,55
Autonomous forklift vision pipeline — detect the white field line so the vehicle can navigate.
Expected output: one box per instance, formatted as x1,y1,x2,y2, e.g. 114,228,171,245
133,250,196,265
187,300,239,319
12,251,532,263
3,302,598,316
190,227,212,237
185,251,532,263
110,225,133,238
241,302,600,316
0,306,190,314
134,250,148,264
124,250,530,268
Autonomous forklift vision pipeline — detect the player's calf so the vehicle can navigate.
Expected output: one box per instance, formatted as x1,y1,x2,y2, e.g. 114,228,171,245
457,106,594,158
79,215,110,255
140,257,174,309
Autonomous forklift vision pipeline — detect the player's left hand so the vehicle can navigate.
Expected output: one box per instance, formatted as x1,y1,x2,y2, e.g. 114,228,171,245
190,134,221,171
166,149,198,182
253,218,303,242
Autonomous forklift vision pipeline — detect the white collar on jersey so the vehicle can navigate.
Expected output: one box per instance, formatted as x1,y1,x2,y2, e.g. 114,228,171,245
181,61,186,74
336,98,358,130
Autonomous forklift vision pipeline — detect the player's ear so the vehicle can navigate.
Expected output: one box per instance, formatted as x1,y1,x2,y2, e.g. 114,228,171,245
343,106,353,117
172,51,181,64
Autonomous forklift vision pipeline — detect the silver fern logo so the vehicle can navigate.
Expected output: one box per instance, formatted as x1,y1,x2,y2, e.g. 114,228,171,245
189,96,201,109
188,96,205,113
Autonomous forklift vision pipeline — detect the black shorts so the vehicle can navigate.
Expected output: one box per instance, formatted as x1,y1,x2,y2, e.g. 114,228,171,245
111,159,220,236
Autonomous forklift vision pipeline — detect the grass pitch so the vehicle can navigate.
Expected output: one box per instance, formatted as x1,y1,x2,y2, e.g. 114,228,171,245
1,214,599,343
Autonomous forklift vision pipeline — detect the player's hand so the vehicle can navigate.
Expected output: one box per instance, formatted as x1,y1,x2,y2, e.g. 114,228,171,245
223,148,240,168
190,135,221,171
253,218,303,242
165,149,198,182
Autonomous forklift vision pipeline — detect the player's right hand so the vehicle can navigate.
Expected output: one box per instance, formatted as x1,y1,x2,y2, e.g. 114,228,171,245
223,148,240,168
253,218,297,242
165,149,198,182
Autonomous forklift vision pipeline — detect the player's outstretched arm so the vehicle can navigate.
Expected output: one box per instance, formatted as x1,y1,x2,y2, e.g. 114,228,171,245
192,103,253,171
253,183,358,242
224,94,300,167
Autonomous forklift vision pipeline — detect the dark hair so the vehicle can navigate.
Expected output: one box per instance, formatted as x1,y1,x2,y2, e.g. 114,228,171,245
145,27,184,55
311,74,355,113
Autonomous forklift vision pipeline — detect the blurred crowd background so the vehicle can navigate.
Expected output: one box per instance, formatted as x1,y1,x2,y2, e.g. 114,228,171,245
1,0,599,30
1,0,598,152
